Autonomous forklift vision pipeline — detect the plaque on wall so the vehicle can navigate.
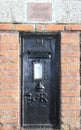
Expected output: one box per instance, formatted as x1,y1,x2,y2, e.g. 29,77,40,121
27,2,52,22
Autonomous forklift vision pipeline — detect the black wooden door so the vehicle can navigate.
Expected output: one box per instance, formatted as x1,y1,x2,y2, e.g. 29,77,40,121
21,33,60,129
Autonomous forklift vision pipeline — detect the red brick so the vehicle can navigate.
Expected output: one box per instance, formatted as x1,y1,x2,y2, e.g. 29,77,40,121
71,127,79,130
61,32,80,37
62,51,80,57
8,51,18,57
0,24,14,30
62,117,80,128
0,24,81,32
0,31,19,130
9,44,18,50
0,85,9,90
71,58,80,64
0,104,18,110
0,51,7,56
61,64,79,71
0,43,9,50
0,98,9,104
0,111,4,117
71,45,80,51
9,85,19,90
1,37,19,43
9,32,18,37
71,85,80,90
70,64,80,71
61,84,71,90
9,126,14,130
66,24,81,31
16,24,34,31
0,125,9,130
62,111,71,117
10,111,18,117
70,119,80,130
9,57,18,63
61,37,80,44
62,77,74,84
71,111,80,117
61,44,69,51
71,98,80,104
4,64,18,70
37,25,45,31
62,91,80,97
62,77,80,84
46,25,64,31
3,117,18,124
16,125,20,130
62,104,80,111
61,57,70,63
70,117,80,123
0,91,18,97
62,71,71,77
0,71,8,77
9,97,19,104
0,77,5,83
61,64,70,71
0,32,9,37
5,78,18,84
61,117,70,124
8,71,18,77
61,97,70,104
0,51,18,57
1,57,9,63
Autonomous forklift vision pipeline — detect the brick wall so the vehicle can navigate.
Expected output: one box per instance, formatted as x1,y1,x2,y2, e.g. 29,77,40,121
0,24,80,130
61,32,80,130
0,31,20,130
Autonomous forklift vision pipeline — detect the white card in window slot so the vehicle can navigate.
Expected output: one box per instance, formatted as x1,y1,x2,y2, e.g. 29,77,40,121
34,63,43,80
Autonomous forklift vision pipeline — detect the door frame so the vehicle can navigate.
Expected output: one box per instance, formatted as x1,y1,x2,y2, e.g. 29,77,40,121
19,32,61,129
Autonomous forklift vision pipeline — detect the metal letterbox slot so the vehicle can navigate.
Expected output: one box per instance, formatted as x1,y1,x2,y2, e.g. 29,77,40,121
27,50,51,59
21,33,60,129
